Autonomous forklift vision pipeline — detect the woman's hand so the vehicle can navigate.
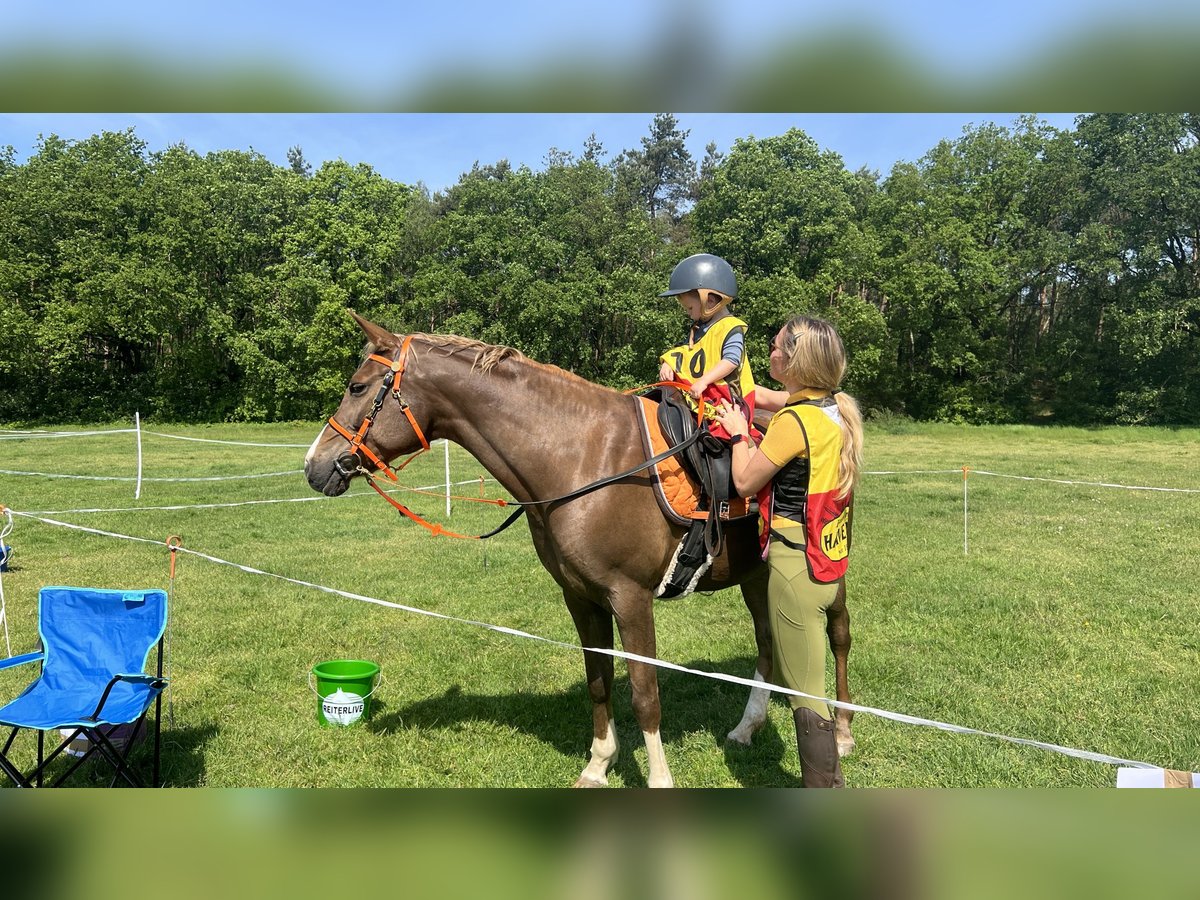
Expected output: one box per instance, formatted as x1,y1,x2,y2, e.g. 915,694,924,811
714,400,749,439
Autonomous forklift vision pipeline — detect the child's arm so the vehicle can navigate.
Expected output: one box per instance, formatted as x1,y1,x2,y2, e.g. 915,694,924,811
688,358,737,399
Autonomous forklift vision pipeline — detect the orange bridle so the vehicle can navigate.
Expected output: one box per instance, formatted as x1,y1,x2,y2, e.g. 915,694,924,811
326,335,430,482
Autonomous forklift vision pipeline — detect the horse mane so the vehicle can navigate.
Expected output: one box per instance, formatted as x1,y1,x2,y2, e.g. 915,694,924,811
366,333,609,390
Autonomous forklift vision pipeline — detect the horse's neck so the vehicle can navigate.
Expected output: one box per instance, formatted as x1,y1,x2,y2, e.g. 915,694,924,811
424,350,634,504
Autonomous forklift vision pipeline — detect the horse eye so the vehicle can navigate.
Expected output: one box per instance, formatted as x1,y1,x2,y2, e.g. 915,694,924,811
348,382,369,396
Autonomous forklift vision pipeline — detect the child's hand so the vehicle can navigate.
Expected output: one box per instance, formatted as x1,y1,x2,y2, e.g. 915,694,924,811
687,378,709,400
659,362,676,382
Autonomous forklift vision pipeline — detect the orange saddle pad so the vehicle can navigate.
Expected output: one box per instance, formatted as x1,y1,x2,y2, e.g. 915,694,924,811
634,396,749,526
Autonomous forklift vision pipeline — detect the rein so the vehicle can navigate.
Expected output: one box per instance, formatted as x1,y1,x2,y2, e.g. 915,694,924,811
328,355,710,541
359,420,705,541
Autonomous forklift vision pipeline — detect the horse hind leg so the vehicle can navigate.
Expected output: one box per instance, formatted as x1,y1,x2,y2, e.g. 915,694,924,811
827,580,855,758
566,595,619,787
727,568,773,746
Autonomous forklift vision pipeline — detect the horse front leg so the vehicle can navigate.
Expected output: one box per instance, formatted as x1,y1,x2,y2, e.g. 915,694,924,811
612,590,673,788
827,580,855,758
565,594,618,787
728,566,773,745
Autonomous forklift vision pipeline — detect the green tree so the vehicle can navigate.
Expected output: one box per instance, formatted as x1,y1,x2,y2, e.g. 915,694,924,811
1061,114,1200,424
692,128,890,403
613,113,695,224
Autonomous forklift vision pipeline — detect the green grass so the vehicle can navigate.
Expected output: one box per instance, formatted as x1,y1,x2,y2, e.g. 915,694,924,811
1,421,1198,787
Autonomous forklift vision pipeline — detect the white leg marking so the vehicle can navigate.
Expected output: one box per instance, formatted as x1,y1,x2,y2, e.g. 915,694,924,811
726,670,770,746
836,716,857,758
643,729,674,788
576,720,618,787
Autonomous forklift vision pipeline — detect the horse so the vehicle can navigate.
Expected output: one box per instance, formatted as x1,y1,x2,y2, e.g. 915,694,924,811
304,312,854,787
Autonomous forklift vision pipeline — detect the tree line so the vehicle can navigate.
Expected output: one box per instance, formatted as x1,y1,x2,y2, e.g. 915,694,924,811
1,113,1197,425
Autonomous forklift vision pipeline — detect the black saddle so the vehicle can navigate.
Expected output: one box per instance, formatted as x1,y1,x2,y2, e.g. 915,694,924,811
653,387,736,507
647,387,735,581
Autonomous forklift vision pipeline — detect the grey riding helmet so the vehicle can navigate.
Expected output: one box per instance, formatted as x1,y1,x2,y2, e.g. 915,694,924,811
658,253,738,300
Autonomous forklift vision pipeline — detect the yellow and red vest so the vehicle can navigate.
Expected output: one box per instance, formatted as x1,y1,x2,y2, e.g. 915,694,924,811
659,314,755,403
758,395,852,583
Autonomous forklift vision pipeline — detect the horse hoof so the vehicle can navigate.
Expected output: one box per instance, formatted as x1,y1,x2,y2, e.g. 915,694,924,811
573,774,608,788
836,737,856,758
725,727,753,746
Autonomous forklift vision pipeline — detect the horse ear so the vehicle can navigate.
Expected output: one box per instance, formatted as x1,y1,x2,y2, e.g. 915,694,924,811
349,310,399,351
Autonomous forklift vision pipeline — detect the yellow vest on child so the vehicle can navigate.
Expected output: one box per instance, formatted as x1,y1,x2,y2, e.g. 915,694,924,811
659,315,755,400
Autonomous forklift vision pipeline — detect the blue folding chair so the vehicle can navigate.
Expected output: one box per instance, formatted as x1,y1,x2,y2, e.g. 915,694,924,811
0,586,168,787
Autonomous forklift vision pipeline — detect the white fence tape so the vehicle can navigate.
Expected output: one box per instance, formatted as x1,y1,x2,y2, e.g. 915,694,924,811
141,431,312,448
20,477,500,516
7,508,1163,773
0,468,304,482
0,428,136,440
969,469,1200,494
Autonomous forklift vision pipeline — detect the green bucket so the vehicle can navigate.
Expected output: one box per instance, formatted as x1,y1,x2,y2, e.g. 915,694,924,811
310,659,381,727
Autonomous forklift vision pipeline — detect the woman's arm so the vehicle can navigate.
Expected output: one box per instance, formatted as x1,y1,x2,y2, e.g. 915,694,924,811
754,384,788,413
713,401,782,496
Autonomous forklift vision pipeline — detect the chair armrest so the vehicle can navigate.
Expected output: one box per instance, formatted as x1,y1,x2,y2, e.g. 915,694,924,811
114,673,169,687
0,651,43,671
84,673,170,721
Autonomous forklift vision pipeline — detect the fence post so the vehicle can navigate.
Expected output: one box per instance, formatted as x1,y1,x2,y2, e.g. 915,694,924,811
135,412,144,500
444,439,452,518
962,465,970,555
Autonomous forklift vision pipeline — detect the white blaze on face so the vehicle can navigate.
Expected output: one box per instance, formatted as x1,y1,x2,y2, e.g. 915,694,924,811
305,425,331,465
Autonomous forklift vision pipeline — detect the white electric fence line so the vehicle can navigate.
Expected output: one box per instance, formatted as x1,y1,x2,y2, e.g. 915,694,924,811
0,468,304,482
8,509,1163,774
141,431,313,448
0,427,456,451
9,463,1195,492
969,469,1200,494
863,469,963,476
0,428,137,440
21,477,502,516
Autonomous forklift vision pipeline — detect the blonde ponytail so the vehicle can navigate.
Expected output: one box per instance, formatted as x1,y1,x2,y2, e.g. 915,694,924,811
834,391,863,500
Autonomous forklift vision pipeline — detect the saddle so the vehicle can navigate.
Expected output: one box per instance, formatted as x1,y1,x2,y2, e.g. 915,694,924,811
636,387,751,599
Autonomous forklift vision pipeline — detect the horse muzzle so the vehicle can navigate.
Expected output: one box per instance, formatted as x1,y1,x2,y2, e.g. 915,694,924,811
305,454,357,497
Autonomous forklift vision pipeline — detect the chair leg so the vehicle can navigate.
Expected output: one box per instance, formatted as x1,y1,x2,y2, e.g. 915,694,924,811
0,740,33,788
153,692,163,788
88,728,144,788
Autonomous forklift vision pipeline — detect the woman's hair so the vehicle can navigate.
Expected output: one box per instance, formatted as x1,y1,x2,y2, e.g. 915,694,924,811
779,315,863,499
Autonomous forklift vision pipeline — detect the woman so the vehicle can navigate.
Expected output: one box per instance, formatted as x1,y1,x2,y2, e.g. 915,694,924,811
714,315,863,788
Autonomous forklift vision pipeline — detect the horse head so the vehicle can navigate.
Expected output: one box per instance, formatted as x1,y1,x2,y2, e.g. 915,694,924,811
304,312,431,496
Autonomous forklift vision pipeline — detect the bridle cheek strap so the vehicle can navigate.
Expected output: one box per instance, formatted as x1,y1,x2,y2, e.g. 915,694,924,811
326,414,398,481
326,336,430,482
370,339,431,453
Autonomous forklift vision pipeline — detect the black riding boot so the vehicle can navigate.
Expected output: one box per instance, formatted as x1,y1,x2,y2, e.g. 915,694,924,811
794,707,845,788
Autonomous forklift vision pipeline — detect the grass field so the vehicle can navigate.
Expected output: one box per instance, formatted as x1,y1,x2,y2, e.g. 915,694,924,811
1,419,1198,787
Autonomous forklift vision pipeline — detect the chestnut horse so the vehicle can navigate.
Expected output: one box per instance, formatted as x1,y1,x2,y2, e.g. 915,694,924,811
304,313,853,787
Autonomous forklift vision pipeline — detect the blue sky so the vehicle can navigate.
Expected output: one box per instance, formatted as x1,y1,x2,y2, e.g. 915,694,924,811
4,1,1193,99
0,113,1081,194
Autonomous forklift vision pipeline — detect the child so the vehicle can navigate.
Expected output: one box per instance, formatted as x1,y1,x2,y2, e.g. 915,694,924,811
657,253,755,440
